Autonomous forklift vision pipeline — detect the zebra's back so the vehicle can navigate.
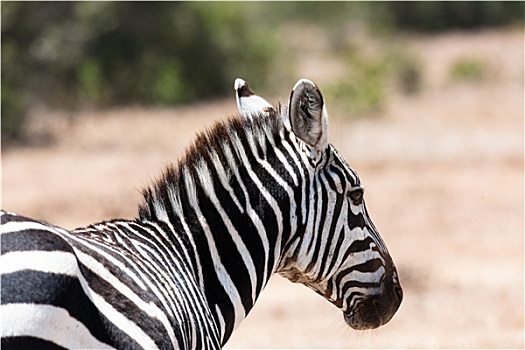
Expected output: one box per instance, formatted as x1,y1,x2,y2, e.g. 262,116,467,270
0,211,221,349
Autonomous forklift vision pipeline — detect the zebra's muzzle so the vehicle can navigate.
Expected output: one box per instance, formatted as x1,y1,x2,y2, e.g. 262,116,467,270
343,301,383,330
343,273,403,330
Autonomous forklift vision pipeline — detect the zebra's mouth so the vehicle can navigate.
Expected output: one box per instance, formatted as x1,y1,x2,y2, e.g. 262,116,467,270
343,270,403,330
343,292,400,330
343,305,383,330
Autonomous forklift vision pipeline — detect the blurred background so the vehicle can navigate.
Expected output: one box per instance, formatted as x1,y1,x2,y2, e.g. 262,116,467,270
2,2,524,348
3,2,524,146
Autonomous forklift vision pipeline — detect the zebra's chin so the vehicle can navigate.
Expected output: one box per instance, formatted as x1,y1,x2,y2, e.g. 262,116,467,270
343,291,401,330
343,307,383,330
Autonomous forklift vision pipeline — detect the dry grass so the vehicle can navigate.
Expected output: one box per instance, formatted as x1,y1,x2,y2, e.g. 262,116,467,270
2,28,523,348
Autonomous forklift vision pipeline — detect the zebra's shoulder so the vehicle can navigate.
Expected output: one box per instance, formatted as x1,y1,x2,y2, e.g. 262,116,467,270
1,210,68,232
71,218,174,245
2,210,43,224
0,210,76,255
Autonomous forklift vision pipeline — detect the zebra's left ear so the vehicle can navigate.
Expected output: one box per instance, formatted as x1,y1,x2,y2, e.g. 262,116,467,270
234,78,274,119
289,79,329,151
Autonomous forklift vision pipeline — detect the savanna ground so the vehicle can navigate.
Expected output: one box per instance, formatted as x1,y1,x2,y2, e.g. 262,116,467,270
2,28,524,348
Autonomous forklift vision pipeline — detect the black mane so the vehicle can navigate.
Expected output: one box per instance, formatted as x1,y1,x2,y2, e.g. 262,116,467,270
138,104,285,222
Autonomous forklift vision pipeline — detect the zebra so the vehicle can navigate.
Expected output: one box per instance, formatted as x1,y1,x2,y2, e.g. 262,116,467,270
1,78,402,349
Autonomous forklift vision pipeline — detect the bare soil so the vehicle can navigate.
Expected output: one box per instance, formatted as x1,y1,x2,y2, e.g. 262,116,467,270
2,28,523,348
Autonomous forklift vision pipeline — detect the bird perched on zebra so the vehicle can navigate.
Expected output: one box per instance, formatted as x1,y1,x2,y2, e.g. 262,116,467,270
1,78,402,349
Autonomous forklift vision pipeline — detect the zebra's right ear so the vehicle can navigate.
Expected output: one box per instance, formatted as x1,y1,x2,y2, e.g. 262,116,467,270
289,79,329,151
234,78,274,119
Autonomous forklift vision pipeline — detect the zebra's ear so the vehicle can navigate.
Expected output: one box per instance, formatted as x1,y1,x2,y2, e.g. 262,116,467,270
289,79,329,151
234,78,274,119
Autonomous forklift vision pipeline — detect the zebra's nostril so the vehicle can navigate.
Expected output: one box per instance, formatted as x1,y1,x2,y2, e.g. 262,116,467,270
394,284,403,302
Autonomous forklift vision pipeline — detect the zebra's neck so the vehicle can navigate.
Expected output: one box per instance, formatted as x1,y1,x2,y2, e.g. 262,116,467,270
138,108,308,344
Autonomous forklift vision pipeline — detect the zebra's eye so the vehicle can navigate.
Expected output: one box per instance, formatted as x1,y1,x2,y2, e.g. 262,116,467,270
348,188,364,205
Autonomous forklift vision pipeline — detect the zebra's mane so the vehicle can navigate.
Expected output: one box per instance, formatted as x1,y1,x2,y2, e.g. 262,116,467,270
138,103,286,222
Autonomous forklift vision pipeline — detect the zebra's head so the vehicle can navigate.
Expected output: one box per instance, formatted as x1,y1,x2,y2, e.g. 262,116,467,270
236,78,403,330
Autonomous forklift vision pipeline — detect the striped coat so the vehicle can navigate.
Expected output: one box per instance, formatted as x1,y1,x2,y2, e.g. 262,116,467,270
1,79,402,349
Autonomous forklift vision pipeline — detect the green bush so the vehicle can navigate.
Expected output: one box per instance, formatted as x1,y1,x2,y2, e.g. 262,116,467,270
384,2,524,32
1,79,28,147
1,2,279,144
450,58,487,82
2,2,522,145
326,48,422,117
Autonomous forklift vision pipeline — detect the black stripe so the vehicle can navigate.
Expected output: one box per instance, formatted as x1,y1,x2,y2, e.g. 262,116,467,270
178,181,235,345
1,270,116,346
348,237,375,255
342,280,381,290
207,157,267,299
348,211,365,230
305,179,322,256
334,258,384,289
196,176,253,313
115,222,198,347
1,229,72,255
237,82,254,98
2,336,66,350
306,179,330,273
315,170,346,275
363,204,388,254
344,290,365,308
75,221,215,349
233,133,282,283
65,231,160,306
339,232,378,270
350,257,384,274
324,227,346,283
127,222,216,340
241,162,280,282
77,262,173,349
266,141,296,188
332,149,360,187
1,212,48,225
281,138,310,253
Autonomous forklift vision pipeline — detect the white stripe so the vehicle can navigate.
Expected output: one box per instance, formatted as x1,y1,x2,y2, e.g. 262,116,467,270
321,201,348,278
184,167,246,337
223,141,271,283
295,174,318,260
166,184,205,289
75,266,159,349
232,131,284,272
74,250,177,348
1,303,113,349
174,170,222,345
1,221,66,236
282,108,292,131
285,133,311,226
127,236,187,322
210,150,244,213
195,159,258,305
0,251,77,276
131,241,188,334
152,200,170,228
264,128,299,187
344,265,386,285
252,155,297,264
216,304,226,341
334,250,385,303
60,230,148,291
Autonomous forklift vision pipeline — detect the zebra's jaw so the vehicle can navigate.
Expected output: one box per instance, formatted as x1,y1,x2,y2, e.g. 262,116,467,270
342,268,403,330
277,265,324,289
